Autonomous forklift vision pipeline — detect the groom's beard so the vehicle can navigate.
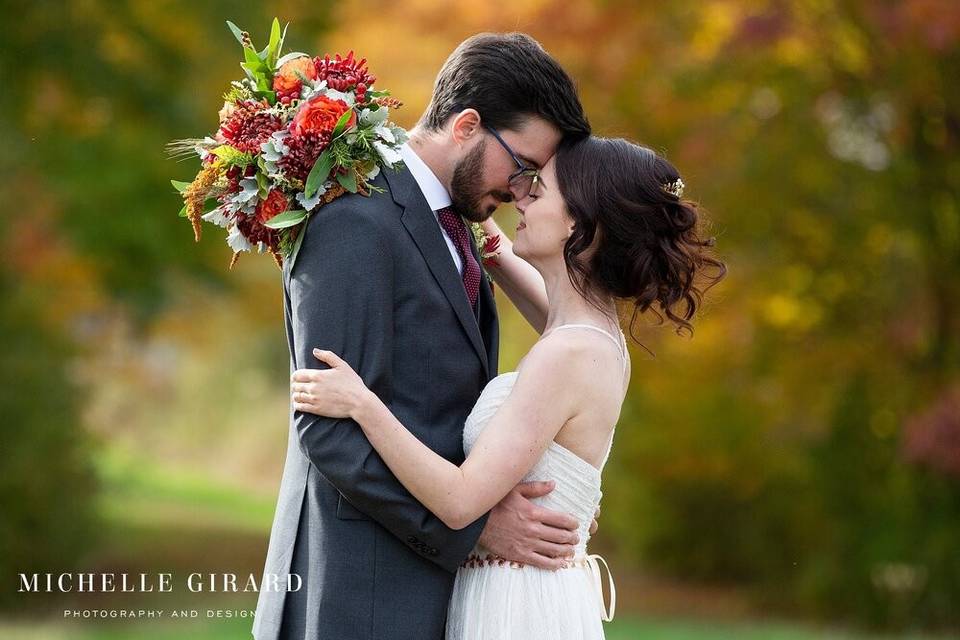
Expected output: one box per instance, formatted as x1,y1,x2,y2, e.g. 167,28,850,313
450,140,512,223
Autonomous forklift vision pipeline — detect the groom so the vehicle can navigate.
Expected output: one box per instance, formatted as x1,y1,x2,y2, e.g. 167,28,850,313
253,33,591,640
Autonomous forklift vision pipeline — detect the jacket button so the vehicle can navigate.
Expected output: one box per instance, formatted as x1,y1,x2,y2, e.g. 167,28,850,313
429,548,438,556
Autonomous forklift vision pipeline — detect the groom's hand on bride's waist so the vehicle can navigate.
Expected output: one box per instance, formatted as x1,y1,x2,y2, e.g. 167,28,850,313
477,480,585,571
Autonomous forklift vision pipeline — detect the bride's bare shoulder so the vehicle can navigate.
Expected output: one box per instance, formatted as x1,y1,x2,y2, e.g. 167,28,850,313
516,329,617,387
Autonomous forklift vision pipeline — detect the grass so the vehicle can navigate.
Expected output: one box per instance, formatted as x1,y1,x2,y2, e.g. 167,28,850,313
1,449,951,639
0,615,947,640
96,449,276,534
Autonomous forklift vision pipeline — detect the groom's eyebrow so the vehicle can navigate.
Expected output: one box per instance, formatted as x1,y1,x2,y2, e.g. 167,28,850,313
518,154,541,168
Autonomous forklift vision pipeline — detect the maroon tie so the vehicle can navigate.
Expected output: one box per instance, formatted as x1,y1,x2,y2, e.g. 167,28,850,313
436,207,481,308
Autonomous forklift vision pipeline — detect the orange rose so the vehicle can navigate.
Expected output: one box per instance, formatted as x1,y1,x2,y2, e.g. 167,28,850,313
272,56,318,96
256,189,288,224
290,95,356,139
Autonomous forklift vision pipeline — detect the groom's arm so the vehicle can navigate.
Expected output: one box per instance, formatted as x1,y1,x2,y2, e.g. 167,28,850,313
287,199,488,573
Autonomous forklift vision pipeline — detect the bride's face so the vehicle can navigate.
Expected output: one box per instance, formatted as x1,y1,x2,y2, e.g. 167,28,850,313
512,157,574,265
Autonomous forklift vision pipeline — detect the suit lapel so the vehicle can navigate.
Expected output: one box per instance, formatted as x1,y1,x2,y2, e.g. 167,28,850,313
469,225,500,373
475,262,499,379
385,167,490,377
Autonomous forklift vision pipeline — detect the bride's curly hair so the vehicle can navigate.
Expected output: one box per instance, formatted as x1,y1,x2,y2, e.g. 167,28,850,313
554,136,726,346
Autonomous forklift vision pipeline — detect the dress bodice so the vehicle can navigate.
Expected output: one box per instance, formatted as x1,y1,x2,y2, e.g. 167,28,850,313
462,316,627,556
453,323,627,631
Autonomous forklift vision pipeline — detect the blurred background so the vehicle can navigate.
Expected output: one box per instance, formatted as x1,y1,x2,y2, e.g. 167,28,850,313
1,0,958,638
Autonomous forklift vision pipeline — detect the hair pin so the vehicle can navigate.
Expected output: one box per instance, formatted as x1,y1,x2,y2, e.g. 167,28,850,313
663,178,685,198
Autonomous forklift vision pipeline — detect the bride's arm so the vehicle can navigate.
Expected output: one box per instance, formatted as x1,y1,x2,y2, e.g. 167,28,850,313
480,217,549,334
293,337,595,530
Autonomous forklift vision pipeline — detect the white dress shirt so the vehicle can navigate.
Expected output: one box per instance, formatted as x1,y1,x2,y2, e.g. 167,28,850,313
399,142,463,275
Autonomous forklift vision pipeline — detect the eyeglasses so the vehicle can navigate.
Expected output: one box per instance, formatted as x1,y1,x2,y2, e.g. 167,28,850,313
485,126,544,200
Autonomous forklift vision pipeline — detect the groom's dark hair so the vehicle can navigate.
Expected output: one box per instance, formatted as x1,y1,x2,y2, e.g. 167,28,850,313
420,33,590,139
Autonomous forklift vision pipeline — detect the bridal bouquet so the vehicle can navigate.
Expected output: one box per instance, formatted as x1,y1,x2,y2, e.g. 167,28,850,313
168,18,407,268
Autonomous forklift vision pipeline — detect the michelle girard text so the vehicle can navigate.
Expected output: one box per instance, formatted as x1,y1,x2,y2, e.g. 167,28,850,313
18,573,301,593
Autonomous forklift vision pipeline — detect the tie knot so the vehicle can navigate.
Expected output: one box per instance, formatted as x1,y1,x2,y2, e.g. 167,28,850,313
436,206,464,234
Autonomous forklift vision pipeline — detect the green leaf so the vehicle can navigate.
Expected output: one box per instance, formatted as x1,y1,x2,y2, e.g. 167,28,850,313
337,170,358,194
268,18,281,49
256,171,269,198
286,219,308,270
253,89,277,105
267,18,282,67
264,209,308,229
277,22,289,63
305,150,334,198
226,20,247,47
239,64,257,84
171,179,191,193
244,47,267,72
178,205,187,218
210,145,253,166
332,109,355,138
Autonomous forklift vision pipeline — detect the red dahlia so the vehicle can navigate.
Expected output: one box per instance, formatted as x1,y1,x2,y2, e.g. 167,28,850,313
278,130,333,183
235,212,280,253
218,99,283,154
313,51,376,102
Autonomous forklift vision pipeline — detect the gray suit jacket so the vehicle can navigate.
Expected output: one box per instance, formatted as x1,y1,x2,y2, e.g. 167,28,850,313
252,164,499,640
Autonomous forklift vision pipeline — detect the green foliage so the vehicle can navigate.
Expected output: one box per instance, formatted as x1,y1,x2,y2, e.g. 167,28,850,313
264,208,307,229
337,168,358,193
1,0,958,632
583,1,960,631
0,273,99,607
210,145,254,168
305,149,333,198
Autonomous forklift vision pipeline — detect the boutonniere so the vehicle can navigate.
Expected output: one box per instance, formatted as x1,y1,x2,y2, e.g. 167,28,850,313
470,222,502,284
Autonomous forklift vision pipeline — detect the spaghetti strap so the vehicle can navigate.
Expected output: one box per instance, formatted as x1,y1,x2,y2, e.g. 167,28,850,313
542,323,629,376
541,323,628,472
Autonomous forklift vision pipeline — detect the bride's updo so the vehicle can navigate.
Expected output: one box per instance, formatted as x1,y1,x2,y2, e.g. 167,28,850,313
554,136,726,339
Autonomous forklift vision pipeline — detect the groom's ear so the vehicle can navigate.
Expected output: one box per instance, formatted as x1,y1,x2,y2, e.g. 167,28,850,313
450,108,482,146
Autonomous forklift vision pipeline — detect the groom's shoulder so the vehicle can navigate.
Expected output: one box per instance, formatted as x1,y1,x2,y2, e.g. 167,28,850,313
304,171,402,235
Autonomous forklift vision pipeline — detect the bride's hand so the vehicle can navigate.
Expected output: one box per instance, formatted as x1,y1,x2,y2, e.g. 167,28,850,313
291,348,372,419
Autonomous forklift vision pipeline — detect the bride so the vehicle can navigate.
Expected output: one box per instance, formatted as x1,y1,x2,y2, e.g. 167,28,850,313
290,135,724,639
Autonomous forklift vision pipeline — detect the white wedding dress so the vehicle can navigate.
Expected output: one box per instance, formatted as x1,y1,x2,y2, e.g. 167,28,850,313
446,324,627,640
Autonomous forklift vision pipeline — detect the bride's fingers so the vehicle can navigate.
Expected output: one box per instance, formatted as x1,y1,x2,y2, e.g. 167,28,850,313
292,401,315,413
312,348,346,368
291,369,320,383
290,382,317,395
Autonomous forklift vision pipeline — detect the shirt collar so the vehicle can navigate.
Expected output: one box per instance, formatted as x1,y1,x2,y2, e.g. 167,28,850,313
400,142,452,211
